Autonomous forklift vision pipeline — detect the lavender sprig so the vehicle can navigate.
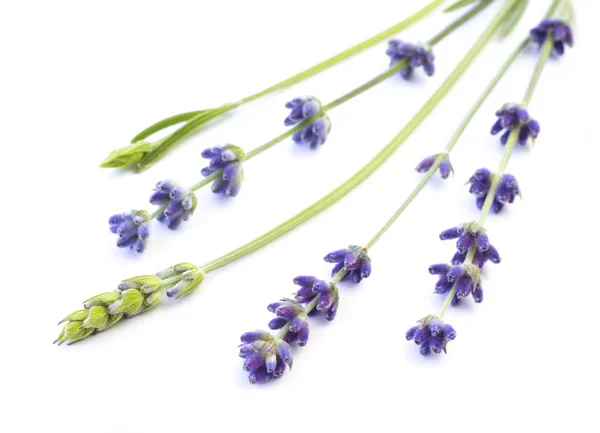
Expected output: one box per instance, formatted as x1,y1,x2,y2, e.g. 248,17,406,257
408,2,572,356
107,1,492,254
99,0,446,172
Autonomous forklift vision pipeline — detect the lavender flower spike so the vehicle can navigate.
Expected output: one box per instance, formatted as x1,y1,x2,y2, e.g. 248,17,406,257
201,144,245,197
491,103,540,146
467,169,520,213
284,96,331,149
438,221,501,268
239,331,293,384
415,153,453,179
293,276,340,321
149,180,198,229
109,210,150,253
386,40,435,79
406,315,456,355
530,19,573,56
324,245,372,284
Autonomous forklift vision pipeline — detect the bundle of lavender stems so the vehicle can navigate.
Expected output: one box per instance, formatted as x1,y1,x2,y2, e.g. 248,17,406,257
55,0,574,386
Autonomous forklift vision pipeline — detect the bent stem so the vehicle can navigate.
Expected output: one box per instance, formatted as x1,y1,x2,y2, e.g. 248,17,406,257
199,0,521,274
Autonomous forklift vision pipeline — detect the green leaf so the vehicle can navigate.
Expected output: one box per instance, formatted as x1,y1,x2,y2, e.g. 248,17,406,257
130,110,208,143
133,104,236,173
143,291,163,311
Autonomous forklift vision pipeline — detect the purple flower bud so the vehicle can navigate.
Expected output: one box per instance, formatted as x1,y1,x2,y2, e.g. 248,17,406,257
239,333,294,384
406,316,455,355
284,97,331,149
530,19,573,56
294,277,340,321
456,233,475,253
386,40,435,79
440,226,464,240
467,169,520,213
429,263,451,275
323,245,372,284
109,211,150,254
491,104,540,147
200,144,245,197
148,180,197,232
415,153,452,179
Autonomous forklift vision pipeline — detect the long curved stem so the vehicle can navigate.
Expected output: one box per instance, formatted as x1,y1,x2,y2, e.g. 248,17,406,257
237,0,446,105
199,0,520,274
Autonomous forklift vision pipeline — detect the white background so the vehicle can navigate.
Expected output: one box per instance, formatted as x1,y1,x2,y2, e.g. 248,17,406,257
1,0,599,431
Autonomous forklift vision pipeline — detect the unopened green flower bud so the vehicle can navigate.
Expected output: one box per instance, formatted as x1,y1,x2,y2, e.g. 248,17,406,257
166,269,205,299
119,275,163,294
108,289,144,316
81,306,109,329
100,140,153,169
155,262,198,279
143,291,163,311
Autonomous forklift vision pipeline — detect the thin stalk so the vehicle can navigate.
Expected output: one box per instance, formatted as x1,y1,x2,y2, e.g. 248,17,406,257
438,4,558,316
238,0,445,105
199,0,521,274
364,36,527,250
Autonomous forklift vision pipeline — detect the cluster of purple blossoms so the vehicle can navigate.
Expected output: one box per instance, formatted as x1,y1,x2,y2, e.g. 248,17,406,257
239,331,293,384
201,144,245,197
149,180,197,229
530,19,573,56
109,211,150,253
385,40,435,79
267,299,310,346
415,153,453,179
430,262,483,305
294,276,340,321
284,97,331,149
324,245,372,283
491,104,540,146
439,223,501,268
467,168,520,213
406,315,456,355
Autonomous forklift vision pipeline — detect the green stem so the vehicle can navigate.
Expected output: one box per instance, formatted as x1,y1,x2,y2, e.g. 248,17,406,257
150,205,167,220
522,32,554,106
237,0,445,105
198,0,520,274
364,36,527,250
427,0,492,46
438,1,560,317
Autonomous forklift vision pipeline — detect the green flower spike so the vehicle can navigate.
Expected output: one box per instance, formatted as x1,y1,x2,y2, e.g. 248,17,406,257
54,263,204,345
